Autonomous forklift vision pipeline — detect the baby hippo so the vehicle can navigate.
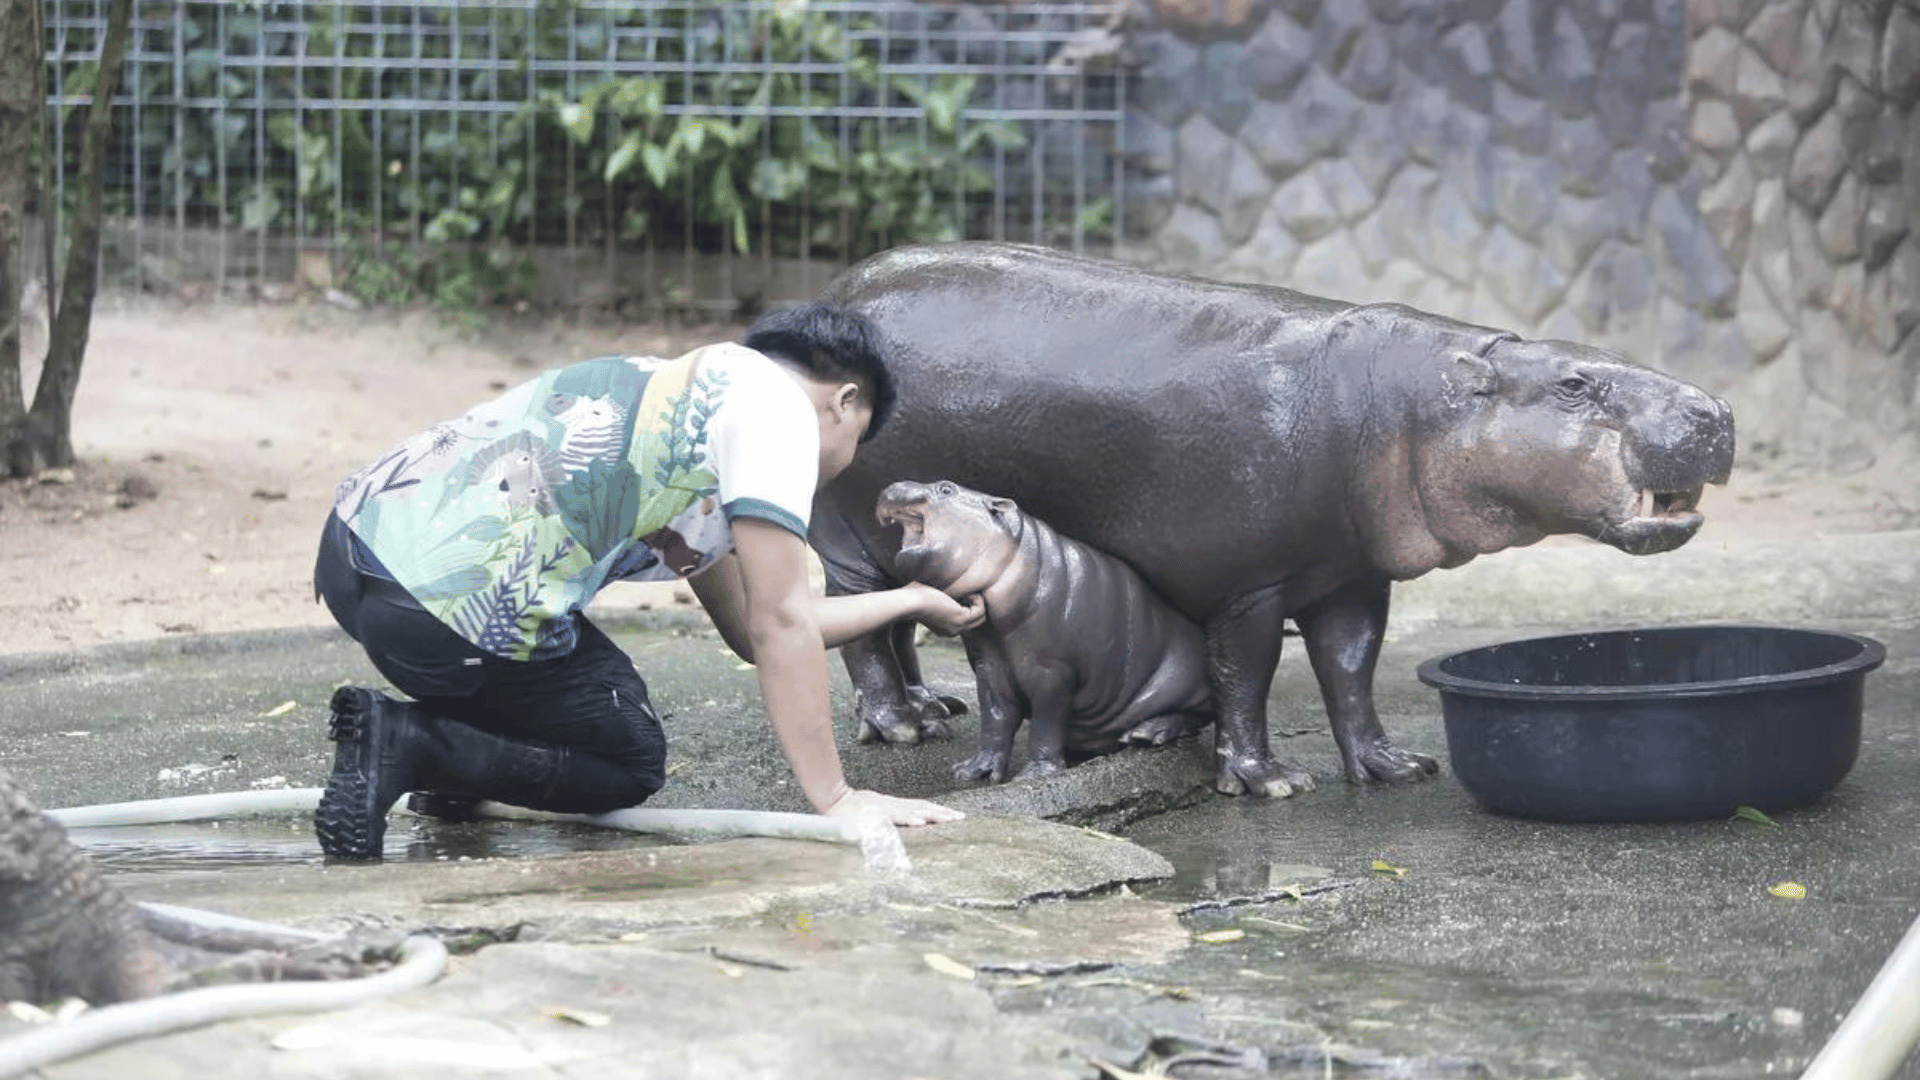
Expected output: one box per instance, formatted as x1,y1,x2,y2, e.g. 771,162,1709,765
877,479,1213,782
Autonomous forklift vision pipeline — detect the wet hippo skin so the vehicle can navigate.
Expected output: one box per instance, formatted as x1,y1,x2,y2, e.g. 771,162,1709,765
812,241,1736,798
877,479,1213,782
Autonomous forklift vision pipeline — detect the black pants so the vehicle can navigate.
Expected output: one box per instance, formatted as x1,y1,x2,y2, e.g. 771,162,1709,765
314,513,666,812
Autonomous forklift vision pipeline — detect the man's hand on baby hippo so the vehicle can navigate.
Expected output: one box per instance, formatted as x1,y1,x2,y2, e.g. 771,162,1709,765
907,583,986,636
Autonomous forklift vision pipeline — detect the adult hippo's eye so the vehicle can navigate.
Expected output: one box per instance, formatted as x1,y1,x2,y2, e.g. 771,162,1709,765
934,481,959,496
1555,375,1591,402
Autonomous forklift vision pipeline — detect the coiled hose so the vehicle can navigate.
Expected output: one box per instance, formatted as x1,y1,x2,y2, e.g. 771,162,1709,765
0,919,446,1079
2,787,908,1076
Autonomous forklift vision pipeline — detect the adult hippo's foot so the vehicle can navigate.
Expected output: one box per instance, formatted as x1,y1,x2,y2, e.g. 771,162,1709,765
1343,737,1440,785
855,685,958,745
1214,752,1318,798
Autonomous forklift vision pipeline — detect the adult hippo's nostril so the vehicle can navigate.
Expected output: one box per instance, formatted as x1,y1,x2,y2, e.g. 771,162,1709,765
1683,396,1722,423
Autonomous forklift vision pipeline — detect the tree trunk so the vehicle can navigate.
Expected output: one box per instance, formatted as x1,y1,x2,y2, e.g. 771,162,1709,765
0,0,36,450
4,0,133,476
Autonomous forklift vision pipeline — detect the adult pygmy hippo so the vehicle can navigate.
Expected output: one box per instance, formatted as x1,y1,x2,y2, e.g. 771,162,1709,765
877,479,1212,782
812,242,1736,798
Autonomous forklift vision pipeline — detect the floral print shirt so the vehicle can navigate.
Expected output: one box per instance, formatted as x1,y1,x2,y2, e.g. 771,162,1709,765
333,343,819,660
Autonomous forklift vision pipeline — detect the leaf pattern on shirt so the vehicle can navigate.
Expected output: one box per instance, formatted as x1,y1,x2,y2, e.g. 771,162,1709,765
554,459,642,561
633,366,723,538
448,525,580,659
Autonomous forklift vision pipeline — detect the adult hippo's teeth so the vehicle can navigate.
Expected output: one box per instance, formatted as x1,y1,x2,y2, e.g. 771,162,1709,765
1652,487,1703,516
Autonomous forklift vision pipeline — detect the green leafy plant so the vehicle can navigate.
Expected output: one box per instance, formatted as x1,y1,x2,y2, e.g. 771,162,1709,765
42,0,1096,316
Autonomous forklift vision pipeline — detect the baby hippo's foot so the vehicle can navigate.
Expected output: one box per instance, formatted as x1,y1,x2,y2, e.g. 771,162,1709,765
952,747,1013,784
1018,759,1065,780
1120,711,1211,748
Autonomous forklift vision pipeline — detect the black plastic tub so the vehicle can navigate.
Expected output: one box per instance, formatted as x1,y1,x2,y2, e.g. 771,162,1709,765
1417,625,1886,823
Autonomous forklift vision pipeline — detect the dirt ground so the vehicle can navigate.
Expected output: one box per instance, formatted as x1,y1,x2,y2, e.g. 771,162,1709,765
1,295,1916,656
0,296,740,655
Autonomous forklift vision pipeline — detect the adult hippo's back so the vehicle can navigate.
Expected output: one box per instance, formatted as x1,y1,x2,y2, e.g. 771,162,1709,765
812,242,1736,797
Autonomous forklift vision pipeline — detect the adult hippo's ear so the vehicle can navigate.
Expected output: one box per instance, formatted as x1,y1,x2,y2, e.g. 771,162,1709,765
987,495,1019,518
1448,351,1499,399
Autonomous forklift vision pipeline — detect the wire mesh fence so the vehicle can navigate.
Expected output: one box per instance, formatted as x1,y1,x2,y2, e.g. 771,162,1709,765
35,0,1127,318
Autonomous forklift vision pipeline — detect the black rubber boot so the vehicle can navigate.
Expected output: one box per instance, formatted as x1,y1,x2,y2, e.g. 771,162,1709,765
405,791,483,822
316,689,606,859
412,722,570,812
314,686,424,861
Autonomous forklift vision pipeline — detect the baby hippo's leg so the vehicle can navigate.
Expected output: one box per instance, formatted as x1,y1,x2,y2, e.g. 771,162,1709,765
1017,667,1076,779
951,634,1023,784
1121,711,1212,747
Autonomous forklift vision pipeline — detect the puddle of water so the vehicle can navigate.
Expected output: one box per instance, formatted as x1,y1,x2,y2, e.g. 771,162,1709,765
70,816,673,875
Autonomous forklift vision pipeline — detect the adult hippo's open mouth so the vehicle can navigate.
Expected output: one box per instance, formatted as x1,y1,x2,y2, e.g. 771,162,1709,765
811,241,1736,798
1603,486,1707,555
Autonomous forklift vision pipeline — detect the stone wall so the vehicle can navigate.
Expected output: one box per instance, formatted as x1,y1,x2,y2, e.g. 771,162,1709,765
1686,0,1918,468
1123,0,1918,470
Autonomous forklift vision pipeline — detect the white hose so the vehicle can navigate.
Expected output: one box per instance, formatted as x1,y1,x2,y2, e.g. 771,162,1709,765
1800,908,1920,1080
472,802,911,873
46,788,327,827
0,933,447,1079
46,789,911,872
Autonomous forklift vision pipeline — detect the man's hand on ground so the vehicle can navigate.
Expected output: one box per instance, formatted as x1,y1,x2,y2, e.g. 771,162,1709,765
825,787,965,827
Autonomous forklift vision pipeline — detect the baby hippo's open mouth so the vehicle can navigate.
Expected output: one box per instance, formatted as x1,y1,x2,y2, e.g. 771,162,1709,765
876,499,927,547
875,484,936,575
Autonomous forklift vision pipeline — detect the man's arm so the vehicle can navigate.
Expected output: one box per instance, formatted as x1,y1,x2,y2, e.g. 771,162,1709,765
719,518,963,826
690,548,983,663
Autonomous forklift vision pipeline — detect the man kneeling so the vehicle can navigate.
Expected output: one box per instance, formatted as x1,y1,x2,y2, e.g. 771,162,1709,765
312,303,985,860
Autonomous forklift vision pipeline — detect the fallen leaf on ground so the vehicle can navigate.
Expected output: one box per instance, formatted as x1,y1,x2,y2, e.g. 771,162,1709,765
1733,806,1780,827
922,953,975,981
261,700,298,717
546,1006,611,1027
1370,859,1408,877
1244,916,1311,933
1087,1057,1155,1080
1768,881,1808,899
1195,928,1246,944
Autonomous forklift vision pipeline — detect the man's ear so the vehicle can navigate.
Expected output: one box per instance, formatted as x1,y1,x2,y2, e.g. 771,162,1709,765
833,382,861,418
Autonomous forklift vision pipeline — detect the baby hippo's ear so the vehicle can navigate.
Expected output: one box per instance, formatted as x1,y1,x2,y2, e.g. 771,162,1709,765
987,495,1018,518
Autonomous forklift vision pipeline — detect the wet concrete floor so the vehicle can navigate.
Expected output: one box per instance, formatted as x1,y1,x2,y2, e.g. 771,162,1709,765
1,533,1917,1079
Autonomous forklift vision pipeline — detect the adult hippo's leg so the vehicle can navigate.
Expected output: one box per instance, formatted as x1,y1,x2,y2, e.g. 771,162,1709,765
1205,585,1317,797
833,593,958,745
891,621,970,722
1296,576,1439,784
812,506,956,744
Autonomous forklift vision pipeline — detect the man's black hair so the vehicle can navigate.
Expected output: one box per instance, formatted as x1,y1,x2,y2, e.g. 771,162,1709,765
744,301,897,441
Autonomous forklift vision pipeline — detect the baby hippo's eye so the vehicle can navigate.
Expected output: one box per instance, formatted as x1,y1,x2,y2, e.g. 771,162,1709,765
934,481,959,496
